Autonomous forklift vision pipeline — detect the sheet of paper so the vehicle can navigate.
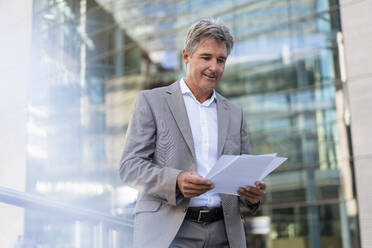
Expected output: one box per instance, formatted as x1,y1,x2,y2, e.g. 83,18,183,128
206,154,287,195
259,157,287,181
205,155,238,179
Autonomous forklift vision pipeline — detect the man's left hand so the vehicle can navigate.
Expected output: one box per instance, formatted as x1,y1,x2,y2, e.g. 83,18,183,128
237,181,266,204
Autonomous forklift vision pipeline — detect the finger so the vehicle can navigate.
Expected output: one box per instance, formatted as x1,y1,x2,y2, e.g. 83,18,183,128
184,183,214,191
241,196,260,204
238,189,258,199
184,188,210,194
187,176,213,186
240,187,264,197
237,189,261,203
241,191,263,202
245,186,264,195
255,181,267,190
237,189,259,202
182,171,206,182
183,189,210,197
183,183,215,194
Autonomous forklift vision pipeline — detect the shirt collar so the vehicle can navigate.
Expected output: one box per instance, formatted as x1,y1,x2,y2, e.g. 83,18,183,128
179,78,217,106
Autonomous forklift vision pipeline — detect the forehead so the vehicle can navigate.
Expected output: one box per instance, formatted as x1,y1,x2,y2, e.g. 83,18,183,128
194,38,227,56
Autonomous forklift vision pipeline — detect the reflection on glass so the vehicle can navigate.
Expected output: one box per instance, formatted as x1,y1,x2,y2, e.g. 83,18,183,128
0,0,360,247
0,201,131,247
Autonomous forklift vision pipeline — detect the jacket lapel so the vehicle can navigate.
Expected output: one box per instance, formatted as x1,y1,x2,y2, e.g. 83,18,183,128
216,93,230,157
165,81,197,161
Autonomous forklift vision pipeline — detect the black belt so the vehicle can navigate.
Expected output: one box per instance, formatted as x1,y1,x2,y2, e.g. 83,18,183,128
185,207,224,225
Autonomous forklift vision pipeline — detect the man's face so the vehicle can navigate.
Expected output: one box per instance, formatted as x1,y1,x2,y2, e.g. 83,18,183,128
183,38,228,93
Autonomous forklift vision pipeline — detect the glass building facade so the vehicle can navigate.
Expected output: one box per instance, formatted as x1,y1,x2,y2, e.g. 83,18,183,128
0,0,361,247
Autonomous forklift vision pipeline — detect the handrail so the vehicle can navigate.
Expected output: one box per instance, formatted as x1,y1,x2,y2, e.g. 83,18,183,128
0,186,133,229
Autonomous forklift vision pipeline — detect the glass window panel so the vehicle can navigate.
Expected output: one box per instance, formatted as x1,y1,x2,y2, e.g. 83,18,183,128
2,0,360,247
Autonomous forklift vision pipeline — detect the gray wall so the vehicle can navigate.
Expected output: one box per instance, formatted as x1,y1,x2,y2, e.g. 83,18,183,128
340,0,372,247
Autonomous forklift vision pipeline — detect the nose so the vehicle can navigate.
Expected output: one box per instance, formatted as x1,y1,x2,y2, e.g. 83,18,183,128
208,59,218,71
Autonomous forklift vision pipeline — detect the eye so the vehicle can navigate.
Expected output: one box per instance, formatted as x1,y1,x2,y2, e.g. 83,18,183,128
217,58,226,64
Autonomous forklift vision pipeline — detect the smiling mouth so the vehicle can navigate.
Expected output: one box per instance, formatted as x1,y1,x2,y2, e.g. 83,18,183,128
203,73,217,80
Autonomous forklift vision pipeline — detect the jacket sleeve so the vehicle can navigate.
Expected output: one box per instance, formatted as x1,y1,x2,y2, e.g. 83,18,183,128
239,108,260,214
119,91,182,206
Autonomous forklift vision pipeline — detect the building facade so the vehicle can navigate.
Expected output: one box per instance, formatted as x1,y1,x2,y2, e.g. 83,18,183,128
1,0,371,247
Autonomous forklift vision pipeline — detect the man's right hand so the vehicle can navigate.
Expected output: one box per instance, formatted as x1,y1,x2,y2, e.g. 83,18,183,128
177,171,215,198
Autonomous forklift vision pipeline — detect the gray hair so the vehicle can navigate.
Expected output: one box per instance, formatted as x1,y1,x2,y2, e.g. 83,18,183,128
184,19,234,57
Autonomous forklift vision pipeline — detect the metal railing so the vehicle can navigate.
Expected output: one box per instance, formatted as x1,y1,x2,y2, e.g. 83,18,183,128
0,186,133,229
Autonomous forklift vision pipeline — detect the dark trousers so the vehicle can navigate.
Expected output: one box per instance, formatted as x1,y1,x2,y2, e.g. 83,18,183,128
170,219,229,248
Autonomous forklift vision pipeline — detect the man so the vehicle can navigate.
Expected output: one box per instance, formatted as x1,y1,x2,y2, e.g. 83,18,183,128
120,19,266,248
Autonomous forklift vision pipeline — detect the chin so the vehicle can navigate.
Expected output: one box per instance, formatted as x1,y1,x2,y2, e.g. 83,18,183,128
201,81,218,90
206,78,219,85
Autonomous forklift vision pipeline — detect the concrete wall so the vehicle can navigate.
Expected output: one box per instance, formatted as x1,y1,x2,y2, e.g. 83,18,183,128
339,0,372,247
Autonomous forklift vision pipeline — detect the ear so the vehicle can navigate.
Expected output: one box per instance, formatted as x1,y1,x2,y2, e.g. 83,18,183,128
182,49,189,64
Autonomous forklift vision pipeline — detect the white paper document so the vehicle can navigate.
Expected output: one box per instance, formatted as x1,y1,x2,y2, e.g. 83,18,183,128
205,154,287,195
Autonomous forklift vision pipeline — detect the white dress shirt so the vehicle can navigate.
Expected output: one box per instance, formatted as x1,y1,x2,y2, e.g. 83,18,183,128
179,78,221,207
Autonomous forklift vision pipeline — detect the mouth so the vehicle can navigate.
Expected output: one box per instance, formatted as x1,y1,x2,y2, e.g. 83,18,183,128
203,73,217,80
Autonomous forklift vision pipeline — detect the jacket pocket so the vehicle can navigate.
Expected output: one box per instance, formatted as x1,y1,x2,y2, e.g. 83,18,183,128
134,200,162,214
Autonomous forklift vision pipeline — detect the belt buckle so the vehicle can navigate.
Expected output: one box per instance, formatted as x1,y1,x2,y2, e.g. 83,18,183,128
197,209,210,223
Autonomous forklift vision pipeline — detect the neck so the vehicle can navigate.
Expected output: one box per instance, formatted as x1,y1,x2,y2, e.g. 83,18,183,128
184,79,213,103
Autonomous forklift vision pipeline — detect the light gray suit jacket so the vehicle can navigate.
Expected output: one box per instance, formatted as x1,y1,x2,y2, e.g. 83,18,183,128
120,80,259,248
